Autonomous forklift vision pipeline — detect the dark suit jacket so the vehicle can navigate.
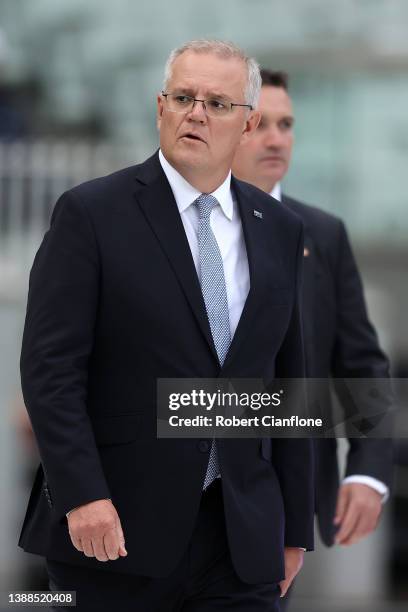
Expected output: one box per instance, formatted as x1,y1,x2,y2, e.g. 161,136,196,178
19,154,314,584
282,194,393,546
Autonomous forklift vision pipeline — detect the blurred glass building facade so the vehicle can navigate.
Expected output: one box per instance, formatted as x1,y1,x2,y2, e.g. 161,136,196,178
0,0,407,240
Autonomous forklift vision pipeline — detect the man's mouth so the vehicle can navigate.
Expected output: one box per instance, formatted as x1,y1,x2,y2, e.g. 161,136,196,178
260,155,283,162
180,133,206,143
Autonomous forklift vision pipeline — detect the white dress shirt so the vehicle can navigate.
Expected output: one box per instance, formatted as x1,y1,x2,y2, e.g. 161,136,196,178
159,149,250,339
270,183,388,503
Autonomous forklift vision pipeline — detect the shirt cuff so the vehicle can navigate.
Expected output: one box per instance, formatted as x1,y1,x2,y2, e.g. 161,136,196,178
66,506,79,518
342,475,389,503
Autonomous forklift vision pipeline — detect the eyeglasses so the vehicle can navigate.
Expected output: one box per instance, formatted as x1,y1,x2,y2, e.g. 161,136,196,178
161,92,252,118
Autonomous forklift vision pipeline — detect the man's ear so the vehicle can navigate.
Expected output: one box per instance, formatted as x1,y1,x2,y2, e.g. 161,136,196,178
240,110,261,144
157,94,164,130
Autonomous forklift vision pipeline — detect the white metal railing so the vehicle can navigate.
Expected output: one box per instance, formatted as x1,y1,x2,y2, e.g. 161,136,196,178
0,140,139,300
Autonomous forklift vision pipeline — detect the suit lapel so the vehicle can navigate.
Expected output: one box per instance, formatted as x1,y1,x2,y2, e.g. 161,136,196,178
300,229,317,376
222,178,286,369
282,195,321,376
133,153,218,361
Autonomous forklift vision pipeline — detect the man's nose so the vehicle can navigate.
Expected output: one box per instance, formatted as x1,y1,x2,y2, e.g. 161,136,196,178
187,100,207,123
264,126,283,147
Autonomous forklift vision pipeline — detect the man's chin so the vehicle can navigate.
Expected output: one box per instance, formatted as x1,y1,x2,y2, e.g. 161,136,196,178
257,164,286,188
172,147,209,169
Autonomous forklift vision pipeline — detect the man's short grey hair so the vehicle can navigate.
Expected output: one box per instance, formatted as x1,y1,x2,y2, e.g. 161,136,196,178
162,39,261,109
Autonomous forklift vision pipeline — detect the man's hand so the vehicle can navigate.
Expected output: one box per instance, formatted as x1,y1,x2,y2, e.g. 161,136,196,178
279,547,304,597
334,483,382,546
67,499,127,561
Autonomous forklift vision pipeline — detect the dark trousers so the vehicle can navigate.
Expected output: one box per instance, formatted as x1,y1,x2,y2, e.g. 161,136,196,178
47,479,281,611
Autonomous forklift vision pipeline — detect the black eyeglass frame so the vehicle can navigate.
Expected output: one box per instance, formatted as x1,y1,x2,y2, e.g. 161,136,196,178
161,91,253,114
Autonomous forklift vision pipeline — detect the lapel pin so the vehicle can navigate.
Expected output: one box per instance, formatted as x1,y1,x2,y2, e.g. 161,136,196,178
304,247,310,257
253,210,263,219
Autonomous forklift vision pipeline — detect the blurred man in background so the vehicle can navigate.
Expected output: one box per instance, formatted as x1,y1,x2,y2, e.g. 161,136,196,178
233,69,393,606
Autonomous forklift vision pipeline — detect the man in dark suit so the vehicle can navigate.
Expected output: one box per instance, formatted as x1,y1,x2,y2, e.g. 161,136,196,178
233,69,392,564
19,42,314,611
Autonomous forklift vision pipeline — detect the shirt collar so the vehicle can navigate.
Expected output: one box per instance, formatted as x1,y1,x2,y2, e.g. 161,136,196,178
270,182,282,202
159,149,233,220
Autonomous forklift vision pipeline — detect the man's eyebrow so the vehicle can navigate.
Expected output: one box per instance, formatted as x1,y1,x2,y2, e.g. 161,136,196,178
260,114,295,122
170,86,230,100
171,87,194,95
206,91,230,101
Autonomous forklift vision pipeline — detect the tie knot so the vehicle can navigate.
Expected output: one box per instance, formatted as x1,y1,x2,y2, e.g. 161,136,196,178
194,194,219,220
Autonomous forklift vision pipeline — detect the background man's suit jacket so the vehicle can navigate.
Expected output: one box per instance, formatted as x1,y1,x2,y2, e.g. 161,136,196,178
19,154,314,584
283,194,393,546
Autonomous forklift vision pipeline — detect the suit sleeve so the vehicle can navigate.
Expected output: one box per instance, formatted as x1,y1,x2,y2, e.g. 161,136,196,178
273,222,315,551
20,190,111,519
331,221,393,488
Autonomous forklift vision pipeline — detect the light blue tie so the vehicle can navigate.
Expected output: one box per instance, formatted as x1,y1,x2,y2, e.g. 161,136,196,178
194,194,231,489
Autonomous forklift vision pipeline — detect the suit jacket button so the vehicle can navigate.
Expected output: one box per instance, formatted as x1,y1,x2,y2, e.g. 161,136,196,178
198,440,210,453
